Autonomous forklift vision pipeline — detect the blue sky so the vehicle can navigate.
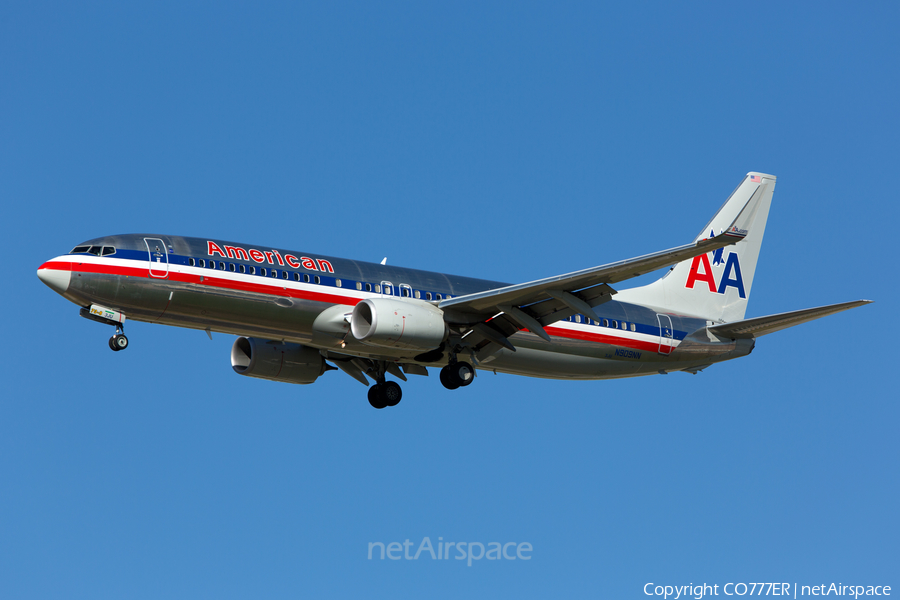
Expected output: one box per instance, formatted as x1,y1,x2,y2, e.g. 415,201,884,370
2,2,897,598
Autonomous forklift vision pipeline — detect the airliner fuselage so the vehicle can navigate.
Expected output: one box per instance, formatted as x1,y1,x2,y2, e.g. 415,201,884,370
39,234,743,379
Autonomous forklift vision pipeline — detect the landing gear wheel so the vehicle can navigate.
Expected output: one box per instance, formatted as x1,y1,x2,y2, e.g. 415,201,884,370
443,361,475,388
440,367,460,390
109,336,120,352
113,334,129,351
368,385,387,409
382,381,402,407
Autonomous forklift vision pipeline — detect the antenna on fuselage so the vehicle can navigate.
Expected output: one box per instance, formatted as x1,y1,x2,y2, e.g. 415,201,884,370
380,257,387,265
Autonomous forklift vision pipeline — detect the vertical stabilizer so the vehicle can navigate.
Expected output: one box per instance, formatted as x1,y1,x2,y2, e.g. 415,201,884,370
615,172,776,322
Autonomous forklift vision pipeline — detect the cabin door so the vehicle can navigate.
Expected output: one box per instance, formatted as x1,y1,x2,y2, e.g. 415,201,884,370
145,238,169,279
656,314,674,355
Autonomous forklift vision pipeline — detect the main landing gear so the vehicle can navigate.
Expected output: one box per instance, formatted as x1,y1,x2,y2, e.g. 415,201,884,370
362,360,404,409
367,381,402,410
439,361,475,390
366,360,474,408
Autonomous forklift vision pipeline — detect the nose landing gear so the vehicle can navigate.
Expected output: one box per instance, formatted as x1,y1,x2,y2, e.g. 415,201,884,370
80,306,130,352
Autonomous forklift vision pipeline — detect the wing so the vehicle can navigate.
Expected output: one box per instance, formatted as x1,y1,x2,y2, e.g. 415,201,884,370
707,300,872,339
437,185,764,348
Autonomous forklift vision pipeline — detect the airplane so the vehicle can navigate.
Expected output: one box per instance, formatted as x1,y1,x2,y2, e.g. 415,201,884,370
37,172,870,409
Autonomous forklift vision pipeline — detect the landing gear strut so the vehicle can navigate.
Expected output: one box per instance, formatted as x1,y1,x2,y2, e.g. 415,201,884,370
440,361,475,390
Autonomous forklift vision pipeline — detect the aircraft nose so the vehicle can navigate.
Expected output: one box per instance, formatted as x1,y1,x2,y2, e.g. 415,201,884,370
37,265,71,294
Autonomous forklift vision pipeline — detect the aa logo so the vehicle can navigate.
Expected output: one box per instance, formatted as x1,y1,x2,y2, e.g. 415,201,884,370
685,248,745,298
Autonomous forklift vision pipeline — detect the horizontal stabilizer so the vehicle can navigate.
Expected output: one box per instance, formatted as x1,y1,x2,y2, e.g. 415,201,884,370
708,300,872,339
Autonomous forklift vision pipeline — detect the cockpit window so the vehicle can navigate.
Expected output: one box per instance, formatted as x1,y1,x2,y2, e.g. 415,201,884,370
101,246,116,256
71,245,90,254
88,246,103,256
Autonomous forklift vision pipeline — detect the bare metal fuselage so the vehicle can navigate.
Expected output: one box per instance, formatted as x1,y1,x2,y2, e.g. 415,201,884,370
41,233,751,381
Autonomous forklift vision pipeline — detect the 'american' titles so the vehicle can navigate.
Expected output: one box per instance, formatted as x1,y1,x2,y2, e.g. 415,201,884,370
206,241,334,273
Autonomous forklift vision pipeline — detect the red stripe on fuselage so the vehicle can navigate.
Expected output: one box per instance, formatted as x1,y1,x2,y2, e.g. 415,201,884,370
543,325,661,353
40,259,663,353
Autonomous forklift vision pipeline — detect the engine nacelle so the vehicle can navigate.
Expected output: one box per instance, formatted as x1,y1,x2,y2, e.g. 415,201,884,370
231,337,326,384
350,298,447,351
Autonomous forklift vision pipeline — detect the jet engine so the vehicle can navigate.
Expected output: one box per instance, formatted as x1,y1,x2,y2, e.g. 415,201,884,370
231,337,327,384
350,298,447,351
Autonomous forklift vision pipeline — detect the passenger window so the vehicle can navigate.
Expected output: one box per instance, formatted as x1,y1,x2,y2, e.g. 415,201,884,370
294,273,300,281
229,264,236,272
426,292,432,301
240,265,246,274
101,246,116,256
261,268,267,276
611,320,617,328
414,290,421,299
603,319,609,327
250,266,256,275
630,323,636,332
356,282,362,291
282,271,288,280
71,245,91,254
199,259,206,268
335,279,341,287
220,262,226,270
189,258,195,267
315,276,321,284
374,284,381,293
620,321,627,330
271,269,278,278
365,283,372,292
304,274,310,283
209,261,216,269
575,315,582,323
435,294,442,300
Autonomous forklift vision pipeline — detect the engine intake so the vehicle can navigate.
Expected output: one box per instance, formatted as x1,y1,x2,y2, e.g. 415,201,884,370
231,337,326,384
350,298,447,351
